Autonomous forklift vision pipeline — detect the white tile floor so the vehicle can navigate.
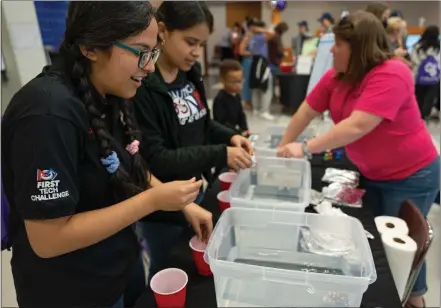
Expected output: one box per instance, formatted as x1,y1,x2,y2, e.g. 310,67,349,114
2,108,440,307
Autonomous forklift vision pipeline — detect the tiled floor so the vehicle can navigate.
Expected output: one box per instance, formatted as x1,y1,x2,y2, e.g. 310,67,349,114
2,94,440,307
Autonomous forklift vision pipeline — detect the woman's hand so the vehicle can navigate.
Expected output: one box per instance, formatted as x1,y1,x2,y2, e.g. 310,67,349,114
183,203,213,243
276,142,305,158
151,178,203,212
230,134,253,154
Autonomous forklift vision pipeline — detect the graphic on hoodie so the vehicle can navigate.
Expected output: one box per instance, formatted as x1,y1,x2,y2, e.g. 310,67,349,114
168,81,207,126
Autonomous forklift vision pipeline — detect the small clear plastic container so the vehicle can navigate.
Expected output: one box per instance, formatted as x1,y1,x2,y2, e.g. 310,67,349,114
204,208,377,307
229,157,311,212
254,126,316,157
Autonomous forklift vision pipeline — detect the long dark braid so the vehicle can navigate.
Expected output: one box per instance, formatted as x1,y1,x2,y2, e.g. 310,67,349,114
119,99,150,189
59,1,154,200
61,43,147,201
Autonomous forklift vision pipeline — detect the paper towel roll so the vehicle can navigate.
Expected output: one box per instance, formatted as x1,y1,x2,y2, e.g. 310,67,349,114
382,233,417,301
375,216,409,236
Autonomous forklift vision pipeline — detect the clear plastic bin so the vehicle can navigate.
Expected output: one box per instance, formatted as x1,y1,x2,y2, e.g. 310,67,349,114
204,208,377,307
229,157,311,212
254,126,316,157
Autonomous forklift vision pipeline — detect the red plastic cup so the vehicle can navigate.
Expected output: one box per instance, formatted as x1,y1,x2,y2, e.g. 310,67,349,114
218,172,238,191
189,235,212,276
280,63,294,73
217,191,231,213
150,268,188,308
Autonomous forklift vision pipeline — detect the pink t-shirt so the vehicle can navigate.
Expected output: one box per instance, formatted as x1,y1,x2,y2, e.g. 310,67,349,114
307,59,438,181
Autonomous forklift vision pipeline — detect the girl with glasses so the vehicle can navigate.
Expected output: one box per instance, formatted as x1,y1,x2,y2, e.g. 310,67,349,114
1,2,203,307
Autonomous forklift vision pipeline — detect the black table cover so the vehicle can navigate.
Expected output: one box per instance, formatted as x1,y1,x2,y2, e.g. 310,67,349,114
276,72,310,114
135,153,402,308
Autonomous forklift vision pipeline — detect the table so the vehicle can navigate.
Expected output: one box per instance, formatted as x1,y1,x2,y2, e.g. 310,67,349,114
275,72,310,114
135,154,402,308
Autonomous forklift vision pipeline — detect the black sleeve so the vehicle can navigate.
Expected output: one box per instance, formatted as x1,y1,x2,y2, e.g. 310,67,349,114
134,94,228,181
10,115,80,220
206,119,237,145
237,98,249,131
212,92,235,130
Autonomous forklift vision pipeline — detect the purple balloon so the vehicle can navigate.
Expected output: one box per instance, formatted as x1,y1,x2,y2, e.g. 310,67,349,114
276,0,287,12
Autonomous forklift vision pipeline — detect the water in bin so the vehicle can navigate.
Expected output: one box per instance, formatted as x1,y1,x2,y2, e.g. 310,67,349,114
205,209,376,307
249,160,304,202
230,224,346,276
248,173,302,202
253,186,301,203
234,258,344,276
234,157,311,213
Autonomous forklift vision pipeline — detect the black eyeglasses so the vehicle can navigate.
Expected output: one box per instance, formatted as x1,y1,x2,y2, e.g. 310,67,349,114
114,41,161,69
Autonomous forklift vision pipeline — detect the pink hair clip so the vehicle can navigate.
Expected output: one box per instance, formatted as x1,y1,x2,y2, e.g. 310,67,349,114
126,140,140,155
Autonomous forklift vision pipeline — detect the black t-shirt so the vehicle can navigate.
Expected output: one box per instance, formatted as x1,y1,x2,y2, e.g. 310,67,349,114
162,71,207,147
213,89,248,133
1,59,140,307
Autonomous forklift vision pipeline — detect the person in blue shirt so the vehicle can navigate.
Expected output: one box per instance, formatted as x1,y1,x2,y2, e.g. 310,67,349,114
240,20,276,120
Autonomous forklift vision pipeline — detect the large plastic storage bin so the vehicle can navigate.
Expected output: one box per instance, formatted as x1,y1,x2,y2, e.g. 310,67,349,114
204,208,377,307
229,157,311,212
254,126,316,157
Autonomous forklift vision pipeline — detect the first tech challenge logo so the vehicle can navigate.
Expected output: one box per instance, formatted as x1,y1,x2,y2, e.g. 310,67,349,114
31,169,70,201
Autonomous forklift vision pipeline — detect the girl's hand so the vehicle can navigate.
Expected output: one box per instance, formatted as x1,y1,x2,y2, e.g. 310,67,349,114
230,134,253,155
151,178,203,211
183,203,213,243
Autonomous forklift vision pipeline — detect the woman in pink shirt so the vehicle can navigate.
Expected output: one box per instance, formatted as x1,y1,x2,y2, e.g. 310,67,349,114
277,11,439,308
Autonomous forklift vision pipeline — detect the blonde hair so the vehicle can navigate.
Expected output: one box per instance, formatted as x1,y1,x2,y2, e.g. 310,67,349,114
387,17,404,34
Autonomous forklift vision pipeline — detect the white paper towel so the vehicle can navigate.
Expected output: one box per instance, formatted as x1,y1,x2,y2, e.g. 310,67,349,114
375,216,409,236
382,233,417,301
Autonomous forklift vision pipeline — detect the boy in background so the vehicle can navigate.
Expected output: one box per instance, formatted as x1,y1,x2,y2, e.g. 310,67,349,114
213,60,250,137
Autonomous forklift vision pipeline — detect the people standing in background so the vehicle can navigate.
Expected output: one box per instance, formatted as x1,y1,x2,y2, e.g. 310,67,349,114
292,21,311,57
318,12,335,34
247,21,273,63
268,22,289,73
239,19,257,111
365,3,409,62
133,1,253,280
390,10,408,47
231,22,243,60
365,2,390,28
277,12,439,308
219,23,242,61
241,16,252,35
387,17,410,64
219,27,235,61
213,60,249,137
240,20,276,120
411,26,441,119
